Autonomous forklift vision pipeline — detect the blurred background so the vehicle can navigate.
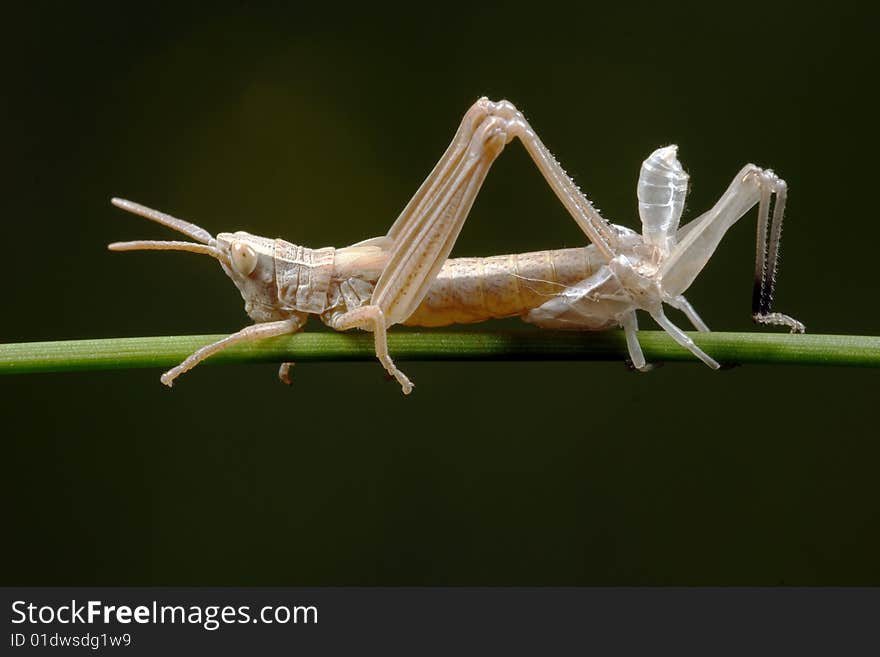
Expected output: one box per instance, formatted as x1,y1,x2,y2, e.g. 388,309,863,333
2,2,878,584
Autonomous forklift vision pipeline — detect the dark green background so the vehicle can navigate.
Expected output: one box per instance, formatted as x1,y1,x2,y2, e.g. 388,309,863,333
2,3,878,584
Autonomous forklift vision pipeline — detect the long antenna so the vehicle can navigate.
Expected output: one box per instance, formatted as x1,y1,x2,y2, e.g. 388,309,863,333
107,240,219,257
111,198,215,245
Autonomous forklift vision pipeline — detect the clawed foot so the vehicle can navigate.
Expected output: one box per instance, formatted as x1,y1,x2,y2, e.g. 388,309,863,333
626,359,656,373
754,312,806,334
393,370,414,395
160,368,181,387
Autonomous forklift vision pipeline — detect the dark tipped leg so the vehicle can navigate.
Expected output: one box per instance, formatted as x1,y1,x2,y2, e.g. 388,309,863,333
750,171,805,333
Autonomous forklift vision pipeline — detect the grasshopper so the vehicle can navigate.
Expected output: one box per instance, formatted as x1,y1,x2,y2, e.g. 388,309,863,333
109,98,803,394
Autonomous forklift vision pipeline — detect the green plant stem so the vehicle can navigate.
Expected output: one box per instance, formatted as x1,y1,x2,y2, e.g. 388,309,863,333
0,331,878,376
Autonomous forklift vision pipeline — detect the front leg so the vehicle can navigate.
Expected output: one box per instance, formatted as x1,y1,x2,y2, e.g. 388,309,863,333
161,318,304,387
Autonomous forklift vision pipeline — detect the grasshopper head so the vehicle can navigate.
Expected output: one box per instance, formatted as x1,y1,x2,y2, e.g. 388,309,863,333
214,231,288,322
108,198,292,323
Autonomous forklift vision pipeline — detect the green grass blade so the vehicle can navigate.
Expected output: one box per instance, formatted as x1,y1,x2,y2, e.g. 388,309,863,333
0,331,878,376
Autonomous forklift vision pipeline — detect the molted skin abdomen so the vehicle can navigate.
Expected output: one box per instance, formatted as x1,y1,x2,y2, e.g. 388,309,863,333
403,247,603,326
638,145,688,253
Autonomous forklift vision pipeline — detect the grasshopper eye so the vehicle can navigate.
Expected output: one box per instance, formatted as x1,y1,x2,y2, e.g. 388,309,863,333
230,241,258,276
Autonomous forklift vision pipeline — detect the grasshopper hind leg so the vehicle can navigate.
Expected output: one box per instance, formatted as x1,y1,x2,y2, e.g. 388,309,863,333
662,165,805,334
749,171,805,333
336,99,520,393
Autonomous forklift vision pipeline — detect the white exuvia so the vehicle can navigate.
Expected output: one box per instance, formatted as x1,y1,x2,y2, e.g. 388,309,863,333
637,145,688,256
